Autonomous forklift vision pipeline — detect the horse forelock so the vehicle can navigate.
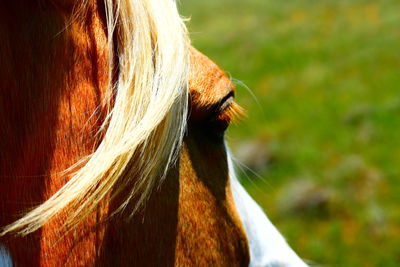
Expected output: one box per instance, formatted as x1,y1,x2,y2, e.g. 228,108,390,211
1,0,189,237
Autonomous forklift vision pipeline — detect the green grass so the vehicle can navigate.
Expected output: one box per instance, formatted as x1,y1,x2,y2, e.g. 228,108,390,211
180,0,400,266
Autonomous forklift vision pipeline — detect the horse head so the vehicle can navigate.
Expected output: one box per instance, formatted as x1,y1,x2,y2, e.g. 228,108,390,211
0,1,307,266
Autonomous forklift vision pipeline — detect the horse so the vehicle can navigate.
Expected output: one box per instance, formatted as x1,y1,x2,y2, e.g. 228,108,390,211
0,0,308,266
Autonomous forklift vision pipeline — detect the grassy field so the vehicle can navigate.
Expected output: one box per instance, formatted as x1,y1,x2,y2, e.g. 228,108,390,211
180,0,400,266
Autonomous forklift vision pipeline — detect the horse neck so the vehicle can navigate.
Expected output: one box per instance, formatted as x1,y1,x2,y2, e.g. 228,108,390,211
0,3,110,265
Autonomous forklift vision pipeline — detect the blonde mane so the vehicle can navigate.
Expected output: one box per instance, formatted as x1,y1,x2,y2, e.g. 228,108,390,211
1,0,189,236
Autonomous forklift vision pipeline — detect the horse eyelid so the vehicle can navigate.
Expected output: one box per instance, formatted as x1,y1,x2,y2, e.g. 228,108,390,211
211,92,245,124
219,95,234,113
211,91,235,117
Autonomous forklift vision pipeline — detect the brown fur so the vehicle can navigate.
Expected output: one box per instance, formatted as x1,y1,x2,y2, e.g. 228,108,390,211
0,1,249,266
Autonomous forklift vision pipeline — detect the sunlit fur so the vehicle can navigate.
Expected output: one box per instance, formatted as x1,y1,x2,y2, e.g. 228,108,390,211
1,0,189,236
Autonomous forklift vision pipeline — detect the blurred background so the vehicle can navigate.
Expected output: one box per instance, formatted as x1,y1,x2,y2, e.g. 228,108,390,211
180,0,399,266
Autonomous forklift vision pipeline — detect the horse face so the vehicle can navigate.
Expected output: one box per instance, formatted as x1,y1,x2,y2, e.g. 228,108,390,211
0,1,250,263
98,48,250,266
171,48,250,265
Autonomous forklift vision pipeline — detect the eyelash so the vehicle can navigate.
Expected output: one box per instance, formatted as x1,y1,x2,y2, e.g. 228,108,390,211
207,101,245,138
217,101,245,124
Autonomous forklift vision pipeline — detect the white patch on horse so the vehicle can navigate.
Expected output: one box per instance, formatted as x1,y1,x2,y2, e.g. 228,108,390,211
228,153,309,267
0,244,12,267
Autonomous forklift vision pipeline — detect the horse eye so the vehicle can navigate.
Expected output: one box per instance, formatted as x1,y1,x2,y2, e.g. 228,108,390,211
207,94,235,137
219,95,235,114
